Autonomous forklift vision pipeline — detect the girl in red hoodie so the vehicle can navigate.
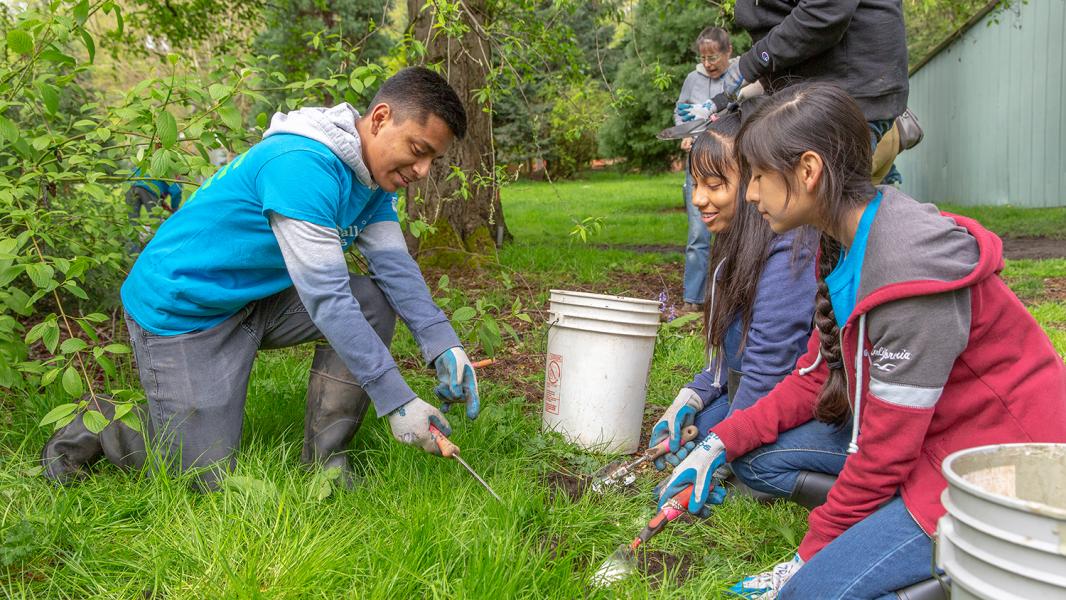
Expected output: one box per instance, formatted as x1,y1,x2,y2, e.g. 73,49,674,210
657,83,1066,599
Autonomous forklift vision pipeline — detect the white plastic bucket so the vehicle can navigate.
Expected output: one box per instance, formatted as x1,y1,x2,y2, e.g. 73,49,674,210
541,290,660,454
936,443,1066,600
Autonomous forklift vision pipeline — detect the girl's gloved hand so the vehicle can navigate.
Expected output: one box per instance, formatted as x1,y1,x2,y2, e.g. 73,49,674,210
655,432,728,516
649,388,704,469
727,554,805,599
433,346,480,419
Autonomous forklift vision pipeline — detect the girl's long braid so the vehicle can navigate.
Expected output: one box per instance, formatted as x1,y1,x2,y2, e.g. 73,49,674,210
813,232,851,425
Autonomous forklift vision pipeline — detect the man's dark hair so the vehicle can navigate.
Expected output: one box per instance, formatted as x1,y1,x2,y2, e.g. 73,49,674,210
370,67,467,140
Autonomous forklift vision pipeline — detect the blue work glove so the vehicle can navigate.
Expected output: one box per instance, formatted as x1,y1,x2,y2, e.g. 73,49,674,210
387,397,451,455
649,388,704,470
677,101,715,122
656,432,728,516
727,554,805,599
433,347,480,420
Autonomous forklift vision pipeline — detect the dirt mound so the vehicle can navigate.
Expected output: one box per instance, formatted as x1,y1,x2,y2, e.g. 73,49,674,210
1001,236,1066,260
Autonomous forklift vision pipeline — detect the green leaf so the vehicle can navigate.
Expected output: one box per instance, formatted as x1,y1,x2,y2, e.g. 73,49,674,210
40,366,62,386
452,306,477,322
112,402,132,420
438,274,450,290
54,413,77,430
119,410,142,432
60,338,87,354
95,354,115,377
516,313,533,324
25,321,48,344
478,316,502,357
37,83,60,116
78,29,94,63
149,149,170,177
218,102,243,130
661,312,699,330
83,313,108,323
64,282,88,300
349,72,365,94
73,0,90,24
39,48,75,66
41,320,60,353
25,263,54,289
208,83,229,101
0,115,18,142
103,343,130,354
7,29,33,55
39,403,78,427
157,111,178,148
61,367,83,397
256,112,268,129
82,410,108,434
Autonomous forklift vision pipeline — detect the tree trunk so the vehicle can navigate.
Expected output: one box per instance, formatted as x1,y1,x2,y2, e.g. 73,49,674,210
405,0,510,269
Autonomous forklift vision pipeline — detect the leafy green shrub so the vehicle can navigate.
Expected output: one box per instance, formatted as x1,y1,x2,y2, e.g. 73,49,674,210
546,83,610,178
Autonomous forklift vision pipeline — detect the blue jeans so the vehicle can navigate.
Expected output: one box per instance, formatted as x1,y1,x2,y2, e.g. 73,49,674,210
780,497,935,599
683,169,711,304
726,418,935,598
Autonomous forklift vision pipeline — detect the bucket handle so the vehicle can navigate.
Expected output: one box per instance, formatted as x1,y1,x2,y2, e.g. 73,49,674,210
927,533,952,597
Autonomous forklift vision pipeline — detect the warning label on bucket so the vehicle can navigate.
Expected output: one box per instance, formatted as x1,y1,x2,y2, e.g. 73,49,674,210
544,352,563,415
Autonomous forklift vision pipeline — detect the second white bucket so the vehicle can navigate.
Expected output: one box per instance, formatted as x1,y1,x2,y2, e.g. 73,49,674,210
541,289,661,454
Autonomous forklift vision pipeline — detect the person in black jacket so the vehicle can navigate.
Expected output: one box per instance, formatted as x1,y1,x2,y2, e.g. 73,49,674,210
731,0,908,184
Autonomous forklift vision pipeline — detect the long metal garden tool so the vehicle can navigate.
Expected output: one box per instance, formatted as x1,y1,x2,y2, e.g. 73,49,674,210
590,425,700,494
591,485,695,587
429,424,502,502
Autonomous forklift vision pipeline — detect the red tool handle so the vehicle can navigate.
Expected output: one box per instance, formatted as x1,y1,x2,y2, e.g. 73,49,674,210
429,424,460,458
630,486,694,550
646,425,701,460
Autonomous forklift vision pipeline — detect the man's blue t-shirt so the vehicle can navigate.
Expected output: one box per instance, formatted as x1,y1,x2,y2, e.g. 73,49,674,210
121,134,398,335
826,191,883,328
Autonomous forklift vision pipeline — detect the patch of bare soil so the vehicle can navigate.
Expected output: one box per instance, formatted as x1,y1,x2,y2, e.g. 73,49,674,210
657,206,687,214
543,470,591,502
1001,236,1066,260
1043,277,1066,303
594,243,682,256
638,548,696,586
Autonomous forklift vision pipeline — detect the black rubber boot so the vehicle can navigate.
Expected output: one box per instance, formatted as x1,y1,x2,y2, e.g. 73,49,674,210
894,576,951,600
301,345,371,489
99,403,150,472
40,397,109,484
789,470,838,510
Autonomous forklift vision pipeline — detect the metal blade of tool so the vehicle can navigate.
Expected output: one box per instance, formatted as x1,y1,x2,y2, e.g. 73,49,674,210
455,455,503,502
590,425,701,494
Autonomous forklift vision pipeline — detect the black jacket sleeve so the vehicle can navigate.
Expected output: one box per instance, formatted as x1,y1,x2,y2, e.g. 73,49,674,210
738,0,860,83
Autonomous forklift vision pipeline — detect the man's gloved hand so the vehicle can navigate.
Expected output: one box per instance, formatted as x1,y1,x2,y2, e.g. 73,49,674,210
649,388,704,469
727,554,805,599
677,101,715,122
656,432,728,516
387,397,451,454
433,347,480,419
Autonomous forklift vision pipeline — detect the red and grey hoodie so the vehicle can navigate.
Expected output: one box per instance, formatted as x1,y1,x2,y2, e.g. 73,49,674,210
710,186,1066,559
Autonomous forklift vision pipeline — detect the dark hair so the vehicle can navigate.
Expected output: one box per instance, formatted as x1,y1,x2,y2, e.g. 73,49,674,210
692,109,812,359
370,67,467,140
693,26,731,54
736,82,875,425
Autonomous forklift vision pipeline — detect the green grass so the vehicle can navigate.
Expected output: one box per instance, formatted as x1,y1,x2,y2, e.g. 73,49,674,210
940,204,1066,239
2,172,1063,598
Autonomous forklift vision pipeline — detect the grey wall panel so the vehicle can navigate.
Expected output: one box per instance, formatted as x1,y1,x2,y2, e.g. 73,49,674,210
897,0,1065,207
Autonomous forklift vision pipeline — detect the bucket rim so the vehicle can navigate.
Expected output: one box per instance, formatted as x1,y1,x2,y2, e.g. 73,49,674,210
942,443,1066,521
548,289,661,308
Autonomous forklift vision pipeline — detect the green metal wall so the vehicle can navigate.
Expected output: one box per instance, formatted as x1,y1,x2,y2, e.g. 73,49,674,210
896,0,1066,207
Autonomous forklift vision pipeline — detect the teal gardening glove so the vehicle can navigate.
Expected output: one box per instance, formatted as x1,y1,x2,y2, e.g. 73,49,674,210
433,347,480,419
649,388,704,469
656,432,728,517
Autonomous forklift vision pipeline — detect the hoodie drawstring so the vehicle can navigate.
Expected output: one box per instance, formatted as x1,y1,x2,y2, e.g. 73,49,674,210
707,259,727,387
797,314,867,455
847,314,867,455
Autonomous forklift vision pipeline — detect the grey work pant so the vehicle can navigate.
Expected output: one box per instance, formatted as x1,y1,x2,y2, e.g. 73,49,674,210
124,275,396,489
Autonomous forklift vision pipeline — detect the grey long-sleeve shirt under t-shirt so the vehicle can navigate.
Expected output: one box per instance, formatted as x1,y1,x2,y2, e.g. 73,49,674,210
270,214,460,415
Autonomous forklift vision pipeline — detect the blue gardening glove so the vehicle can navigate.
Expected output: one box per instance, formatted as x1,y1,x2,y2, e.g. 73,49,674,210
656,432,728,515
387,397,451,455
649,388,704,470
433,347,480,420
728,554,805,599
677,101,715,122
